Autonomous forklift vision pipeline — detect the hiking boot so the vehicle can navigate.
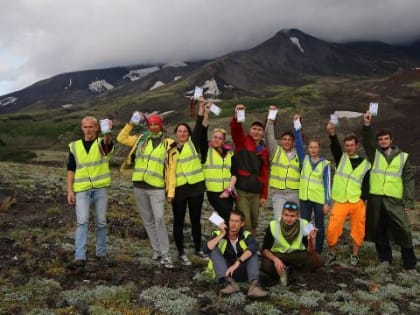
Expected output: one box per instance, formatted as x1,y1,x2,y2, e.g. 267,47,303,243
350,255,360,266
247,280,269,298
291,271,306,287
220,278,240,295
67,259,85,270
151,251,161,261
179,254,192,266
160,256,174,269
96,256,113,267
325,252,336,266
194,250,209,260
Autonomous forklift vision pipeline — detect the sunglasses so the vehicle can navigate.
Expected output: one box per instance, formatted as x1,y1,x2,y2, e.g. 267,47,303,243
284,202,298,210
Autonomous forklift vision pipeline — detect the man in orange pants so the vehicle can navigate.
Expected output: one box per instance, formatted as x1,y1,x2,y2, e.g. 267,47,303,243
325,122,370,266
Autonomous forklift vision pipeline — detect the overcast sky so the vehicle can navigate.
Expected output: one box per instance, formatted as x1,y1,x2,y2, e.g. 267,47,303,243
1,0,419,96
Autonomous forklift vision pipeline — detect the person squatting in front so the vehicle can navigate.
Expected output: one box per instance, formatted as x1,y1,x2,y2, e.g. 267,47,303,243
203,210,269,298
261,201,324,287
117,112,176,269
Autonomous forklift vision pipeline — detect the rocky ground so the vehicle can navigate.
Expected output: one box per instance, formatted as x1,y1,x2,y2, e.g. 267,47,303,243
0,156,419,314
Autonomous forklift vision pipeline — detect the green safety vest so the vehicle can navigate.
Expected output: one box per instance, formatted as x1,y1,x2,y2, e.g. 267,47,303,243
269,219,307,253
299,156,330,204
132,139,166,187
331,154,370,203
203,148,233,192
176,139,204,186
269,146,300,190
370,150,408,199
69,139,112,193
206,230,250,277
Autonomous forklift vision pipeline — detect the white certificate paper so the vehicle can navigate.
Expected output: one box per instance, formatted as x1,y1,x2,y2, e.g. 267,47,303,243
193,86,203,100
369,102,379,116
209,212,225,226
293,118,302,130
236,109,246,122
330,113,339,126
268,109,278,120
210,103,222,116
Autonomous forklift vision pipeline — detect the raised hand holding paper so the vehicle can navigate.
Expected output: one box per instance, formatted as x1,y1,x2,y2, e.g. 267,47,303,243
236,109,246,122
193,86,203,100
369,102,379,116
209,103,222,116
100,118,111,134
130,111,143,125
294,118,302,130
330,113,339,126
268,108,278,120
209,212,225,226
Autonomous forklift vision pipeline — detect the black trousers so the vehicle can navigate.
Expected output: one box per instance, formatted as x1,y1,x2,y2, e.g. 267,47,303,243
375,204,417,269
172,193,204,254
206,191,234,223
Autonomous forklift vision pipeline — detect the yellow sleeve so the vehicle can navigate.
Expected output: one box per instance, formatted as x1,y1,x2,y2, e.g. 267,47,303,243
116,123,138,147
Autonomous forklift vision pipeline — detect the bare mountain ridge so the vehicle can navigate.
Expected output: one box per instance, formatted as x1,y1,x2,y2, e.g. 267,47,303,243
1,28,419,114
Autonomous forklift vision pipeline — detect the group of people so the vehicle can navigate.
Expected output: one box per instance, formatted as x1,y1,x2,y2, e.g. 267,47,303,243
66,100,417,295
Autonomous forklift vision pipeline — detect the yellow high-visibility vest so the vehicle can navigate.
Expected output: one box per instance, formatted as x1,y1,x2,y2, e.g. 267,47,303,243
331,154,370,203
176,139,204,186
370,150,408,199
269,219,307,253
269,146,300,190
132,139,167,187
204,148,233,192
69,139,112,192
299,156,330,204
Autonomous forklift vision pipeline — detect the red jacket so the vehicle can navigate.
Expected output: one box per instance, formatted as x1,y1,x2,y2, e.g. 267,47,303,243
230,118,269,200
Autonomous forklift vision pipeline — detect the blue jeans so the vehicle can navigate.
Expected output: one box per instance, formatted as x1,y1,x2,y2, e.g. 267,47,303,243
299,200,325,254
75,188,108,260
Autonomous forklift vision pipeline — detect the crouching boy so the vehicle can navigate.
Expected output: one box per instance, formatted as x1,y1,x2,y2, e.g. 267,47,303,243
261,201,323,287
203,210,268,298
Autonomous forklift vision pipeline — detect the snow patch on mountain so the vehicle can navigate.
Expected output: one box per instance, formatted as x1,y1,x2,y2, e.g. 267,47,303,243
64,78,72,90
163,61,187,68
88,80,114,93
149,81,165,90
203,78,221,96
61,104,74,109
174,76,182,81
123,66,160,81
0,96,17,107
290,37,304,53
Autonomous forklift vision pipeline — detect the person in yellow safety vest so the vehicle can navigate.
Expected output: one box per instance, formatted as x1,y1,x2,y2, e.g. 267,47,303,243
170,111,208,266
294,114,332,254
203,210,269,298
196,98,236,223
265,106,302,220
363,111,417,274
117,112,176,269
325,121,371,267
261,201,323,287
66,116,114,270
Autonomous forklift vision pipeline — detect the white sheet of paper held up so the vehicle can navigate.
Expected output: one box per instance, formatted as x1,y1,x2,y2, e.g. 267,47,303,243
330,113,339,126
210,103,222,116
294,118,302,130
209,212,224,226
236,109,246,122
193,86,203,100
369,102,379,116
268,109,278,120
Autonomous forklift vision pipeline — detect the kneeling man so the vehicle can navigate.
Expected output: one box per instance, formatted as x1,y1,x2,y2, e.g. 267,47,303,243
203,210,268,298
261,201,323,287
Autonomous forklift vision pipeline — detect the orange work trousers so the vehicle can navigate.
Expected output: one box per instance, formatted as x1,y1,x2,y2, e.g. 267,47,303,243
326,200,366,248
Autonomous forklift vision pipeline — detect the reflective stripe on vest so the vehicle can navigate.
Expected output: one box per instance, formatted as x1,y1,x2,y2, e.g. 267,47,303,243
269,146,300,189
206,230,250,277
331,154,370,203
370,150,407,198
269,219,306,253
176,139,204,186
204,148,232,192
299,156,329,204
132,139,166,187
70,139,111,192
